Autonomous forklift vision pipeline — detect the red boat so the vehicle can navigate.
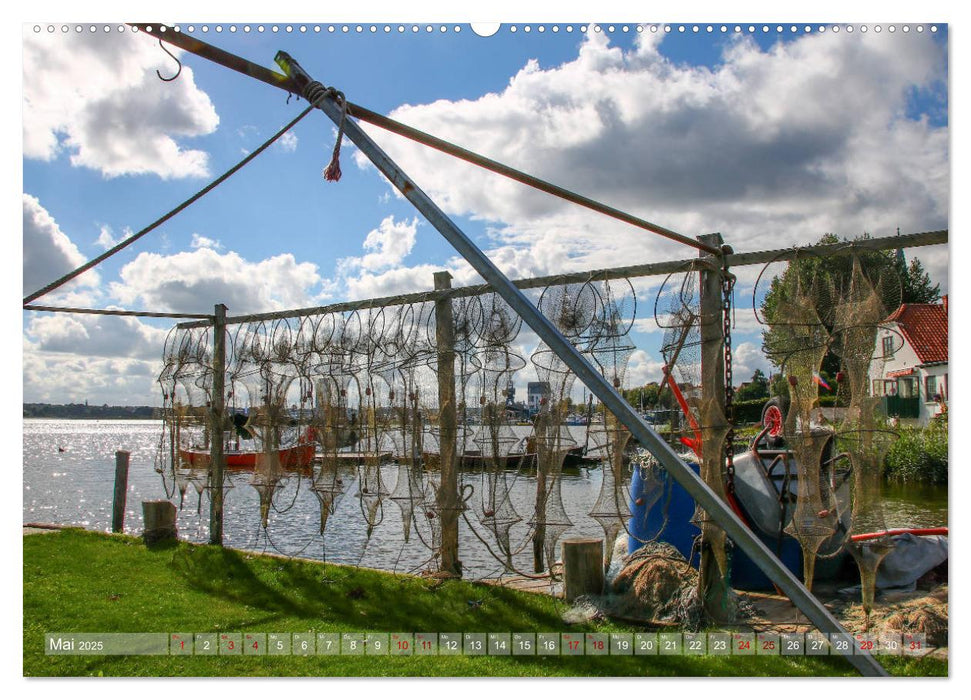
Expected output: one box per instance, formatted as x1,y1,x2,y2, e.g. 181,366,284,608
179,442,316,472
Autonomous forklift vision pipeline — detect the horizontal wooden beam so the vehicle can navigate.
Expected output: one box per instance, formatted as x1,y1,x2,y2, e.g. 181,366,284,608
177,228,947,329
24,305,213,320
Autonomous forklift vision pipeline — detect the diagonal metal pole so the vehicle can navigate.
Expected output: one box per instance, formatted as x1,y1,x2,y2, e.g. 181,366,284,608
275,51,887,677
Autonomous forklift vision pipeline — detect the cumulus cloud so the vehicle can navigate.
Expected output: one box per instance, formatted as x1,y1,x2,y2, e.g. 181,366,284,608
731,341,774,383
623,348,666,387
357,29,947,278
109,247,328,315
25,312,169,361
23,194,100,300
23,30,219,179
190,234,223,251
339,216,420,273
23,336,161,405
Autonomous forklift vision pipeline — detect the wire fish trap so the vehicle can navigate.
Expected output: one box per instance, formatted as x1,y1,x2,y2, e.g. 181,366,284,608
537,281,600,340
389,460,429,543
310,465,346,536
528,411,576,573
357,456,392,539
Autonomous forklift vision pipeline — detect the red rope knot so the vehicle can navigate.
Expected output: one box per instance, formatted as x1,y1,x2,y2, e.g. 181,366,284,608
322,89,348,182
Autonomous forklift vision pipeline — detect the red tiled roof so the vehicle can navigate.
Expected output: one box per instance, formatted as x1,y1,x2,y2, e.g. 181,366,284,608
885,302,948,364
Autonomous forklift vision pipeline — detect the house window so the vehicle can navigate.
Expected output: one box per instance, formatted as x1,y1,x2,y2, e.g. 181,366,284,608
881,336,895,359
898,377,916,398
926,375,940,402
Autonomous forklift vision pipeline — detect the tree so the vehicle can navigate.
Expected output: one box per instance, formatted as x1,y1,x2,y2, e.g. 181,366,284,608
900,256,941,304
624,382,661,410
760,233,942,378
735,368,770,402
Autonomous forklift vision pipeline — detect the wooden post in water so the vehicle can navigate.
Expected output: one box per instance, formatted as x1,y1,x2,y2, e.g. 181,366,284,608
697,233,734,622
111,450,130,533
209,303,228,546
562,538,604,601
434,272,461,576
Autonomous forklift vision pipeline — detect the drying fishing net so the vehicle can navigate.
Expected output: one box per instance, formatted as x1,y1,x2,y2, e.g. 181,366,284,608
761,268,839,591
583,279,637,570
830,258,902,628
653,264,735,616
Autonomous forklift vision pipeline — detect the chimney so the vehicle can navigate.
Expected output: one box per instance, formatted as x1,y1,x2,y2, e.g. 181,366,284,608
943,295,948,315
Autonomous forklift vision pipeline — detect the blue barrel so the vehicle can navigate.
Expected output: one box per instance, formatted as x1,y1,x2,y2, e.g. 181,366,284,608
627,462,815,590
628,462,701,567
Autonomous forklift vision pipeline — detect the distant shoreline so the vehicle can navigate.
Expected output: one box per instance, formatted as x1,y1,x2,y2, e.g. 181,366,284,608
23,404,161,420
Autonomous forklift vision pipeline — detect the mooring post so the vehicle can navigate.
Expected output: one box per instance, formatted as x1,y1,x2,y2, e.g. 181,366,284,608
209,303,228,546
562,538,605,601
111,450,130,533
697,232,734,623
434,272,461,576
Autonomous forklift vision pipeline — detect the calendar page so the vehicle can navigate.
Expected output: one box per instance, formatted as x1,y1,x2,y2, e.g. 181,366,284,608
19,0,950,687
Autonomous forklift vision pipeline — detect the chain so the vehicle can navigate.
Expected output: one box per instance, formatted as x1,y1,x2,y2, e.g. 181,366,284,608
722,267,736,494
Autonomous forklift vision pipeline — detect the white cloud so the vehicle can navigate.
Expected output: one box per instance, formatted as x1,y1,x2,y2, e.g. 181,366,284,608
23,312,170,405
23,336,161,405
623,348,666,387
339,216,419,273
94,224,133,250
109,247,329,315
356,29,947,278
23,30,219,179
731,341,774,384
25,311,169,361
22,194,100,301
96,226,118,250
278,131,298,153
190,233,223,251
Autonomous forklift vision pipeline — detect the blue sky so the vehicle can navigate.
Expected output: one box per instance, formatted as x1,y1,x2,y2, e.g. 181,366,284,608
20,19,949,405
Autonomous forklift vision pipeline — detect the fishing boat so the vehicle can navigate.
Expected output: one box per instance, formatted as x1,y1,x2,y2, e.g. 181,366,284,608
179,441,316,472
179,424,318,473
628,401,948,590
422,449,536,471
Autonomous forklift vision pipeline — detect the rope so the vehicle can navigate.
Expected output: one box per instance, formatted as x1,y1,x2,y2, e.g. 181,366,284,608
324,94,348,182
23,104,315,306
303,81,347,182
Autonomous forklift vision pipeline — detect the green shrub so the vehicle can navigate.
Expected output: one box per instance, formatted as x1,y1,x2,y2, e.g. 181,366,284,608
884,412,948,485
732,398,770,424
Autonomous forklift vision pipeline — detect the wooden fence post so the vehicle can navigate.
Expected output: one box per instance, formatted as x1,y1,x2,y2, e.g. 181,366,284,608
112,450,130,533
697,232,734,622
434,272,461,576
209,303,228,546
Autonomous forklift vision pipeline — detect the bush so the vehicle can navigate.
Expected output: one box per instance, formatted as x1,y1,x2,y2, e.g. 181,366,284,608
732,398,770,424
884,412,948,485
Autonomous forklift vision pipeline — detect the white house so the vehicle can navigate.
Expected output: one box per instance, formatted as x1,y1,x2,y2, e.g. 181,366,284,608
869,296,948,425
526,381,550,415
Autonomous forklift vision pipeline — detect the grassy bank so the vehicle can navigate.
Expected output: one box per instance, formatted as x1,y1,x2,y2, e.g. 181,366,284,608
24,530,943,677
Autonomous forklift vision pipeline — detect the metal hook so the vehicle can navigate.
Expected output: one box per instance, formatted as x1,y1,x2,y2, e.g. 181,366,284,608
156,39,182,82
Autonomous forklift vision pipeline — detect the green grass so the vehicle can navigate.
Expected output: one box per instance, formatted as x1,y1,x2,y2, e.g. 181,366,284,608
23,529,944,677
